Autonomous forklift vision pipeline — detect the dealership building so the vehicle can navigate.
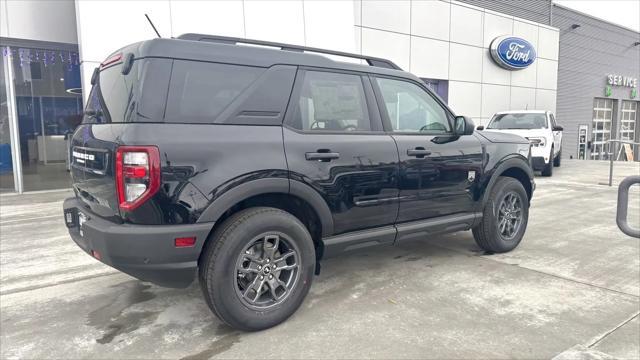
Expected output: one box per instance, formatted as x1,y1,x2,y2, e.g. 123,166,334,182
1,0,639,193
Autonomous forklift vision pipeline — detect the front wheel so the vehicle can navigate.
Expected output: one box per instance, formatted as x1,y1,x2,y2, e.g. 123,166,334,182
199,207,315,331
541,147,554,176
473,177,529,253
553,148,562,167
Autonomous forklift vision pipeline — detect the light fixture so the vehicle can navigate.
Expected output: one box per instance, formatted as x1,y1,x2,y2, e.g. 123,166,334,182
571,24,581,29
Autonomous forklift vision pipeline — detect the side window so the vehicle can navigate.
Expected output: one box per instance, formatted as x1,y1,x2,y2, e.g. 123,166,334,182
165,60,263,123
376,77,451,133
288,71,371,132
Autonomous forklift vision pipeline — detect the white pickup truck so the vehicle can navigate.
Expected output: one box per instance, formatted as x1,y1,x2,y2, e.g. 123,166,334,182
479,110,563,176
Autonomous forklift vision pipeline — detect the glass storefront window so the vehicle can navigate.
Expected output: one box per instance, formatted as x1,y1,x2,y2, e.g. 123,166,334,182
1,44,83,192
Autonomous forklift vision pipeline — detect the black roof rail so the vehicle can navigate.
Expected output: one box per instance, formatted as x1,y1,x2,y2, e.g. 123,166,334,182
177,33,402,70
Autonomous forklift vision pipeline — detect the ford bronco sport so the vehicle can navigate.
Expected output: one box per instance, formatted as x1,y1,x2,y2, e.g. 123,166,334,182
63,34,535,331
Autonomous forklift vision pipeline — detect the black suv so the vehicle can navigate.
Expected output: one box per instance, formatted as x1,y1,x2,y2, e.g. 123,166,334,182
63,34,534,331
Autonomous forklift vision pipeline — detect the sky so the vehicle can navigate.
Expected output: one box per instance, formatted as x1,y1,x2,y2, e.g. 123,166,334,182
553,0,640,32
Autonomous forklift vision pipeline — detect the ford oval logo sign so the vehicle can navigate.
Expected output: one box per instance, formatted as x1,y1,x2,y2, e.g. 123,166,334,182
490,36,536,70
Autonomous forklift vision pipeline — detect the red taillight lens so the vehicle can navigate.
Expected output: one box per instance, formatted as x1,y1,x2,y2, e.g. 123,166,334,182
115,146,160,212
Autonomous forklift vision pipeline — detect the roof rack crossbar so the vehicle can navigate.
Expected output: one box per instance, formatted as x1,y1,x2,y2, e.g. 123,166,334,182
177,33,401,70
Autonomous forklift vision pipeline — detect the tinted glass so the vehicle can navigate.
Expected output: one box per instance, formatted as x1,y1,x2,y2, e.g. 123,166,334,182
376,77,450,133
487,113,548,130
84,58,171,123
84,60,141,124
288,71,371,131
165,61,263,123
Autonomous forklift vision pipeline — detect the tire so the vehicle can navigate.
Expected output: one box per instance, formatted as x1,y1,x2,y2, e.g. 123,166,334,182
541,147,554,176
199,207,315,331
553,148,561,167
472,177,529,253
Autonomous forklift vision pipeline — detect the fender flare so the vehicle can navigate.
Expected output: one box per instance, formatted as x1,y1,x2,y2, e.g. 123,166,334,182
196,178,334,237
481,156,534,206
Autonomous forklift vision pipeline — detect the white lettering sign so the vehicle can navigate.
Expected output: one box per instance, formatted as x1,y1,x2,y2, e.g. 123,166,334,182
607,74,638,88
72,151,95,161
506,43,530,63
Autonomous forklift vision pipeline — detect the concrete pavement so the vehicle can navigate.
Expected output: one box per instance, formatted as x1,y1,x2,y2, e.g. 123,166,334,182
1,160,639,359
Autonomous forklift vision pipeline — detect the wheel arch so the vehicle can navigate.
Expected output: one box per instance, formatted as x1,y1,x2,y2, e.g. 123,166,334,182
196,178,334,259
482,156,534,206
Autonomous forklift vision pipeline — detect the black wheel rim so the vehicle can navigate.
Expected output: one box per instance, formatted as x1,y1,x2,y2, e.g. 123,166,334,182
497,192,523,240
234,233,300,310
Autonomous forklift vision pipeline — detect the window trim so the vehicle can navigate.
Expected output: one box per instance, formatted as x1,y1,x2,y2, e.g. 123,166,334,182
369,74,455,136
282,67,385,135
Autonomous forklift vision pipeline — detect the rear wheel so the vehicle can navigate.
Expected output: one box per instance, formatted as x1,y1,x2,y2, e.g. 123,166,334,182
199,207,315,331
473,177,529,253
541,147,554,176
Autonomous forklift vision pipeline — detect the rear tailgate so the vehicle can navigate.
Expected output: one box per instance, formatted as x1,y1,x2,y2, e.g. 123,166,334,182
70,124,121,220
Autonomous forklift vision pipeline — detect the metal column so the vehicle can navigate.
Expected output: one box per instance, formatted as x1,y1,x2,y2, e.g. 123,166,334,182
3,49,24,193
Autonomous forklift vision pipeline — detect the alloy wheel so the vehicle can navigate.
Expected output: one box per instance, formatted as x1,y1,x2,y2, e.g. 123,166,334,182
234,233,300,310
497,192,523,240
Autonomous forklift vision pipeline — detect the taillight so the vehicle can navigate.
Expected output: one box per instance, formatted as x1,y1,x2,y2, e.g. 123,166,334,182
115,146,160,212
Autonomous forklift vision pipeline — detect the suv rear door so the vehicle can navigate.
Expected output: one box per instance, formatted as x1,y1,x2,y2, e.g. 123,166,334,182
371,75,483,224
283,69,399,237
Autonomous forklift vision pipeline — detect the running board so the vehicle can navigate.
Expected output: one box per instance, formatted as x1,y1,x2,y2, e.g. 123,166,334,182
395,213,479,243
322,212,481,258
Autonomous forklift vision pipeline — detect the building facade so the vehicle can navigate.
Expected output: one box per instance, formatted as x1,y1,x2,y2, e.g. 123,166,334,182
551,4,640,161
0,0,637,193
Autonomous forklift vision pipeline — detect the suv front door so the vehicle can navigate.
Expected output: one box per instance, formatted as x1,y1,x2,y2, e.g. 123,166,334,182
372,76,483,224
283,69,400,238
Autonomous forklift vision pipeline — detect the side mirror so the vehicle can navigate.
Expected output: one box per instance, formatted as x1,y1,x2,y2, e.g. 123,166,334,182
553,125,563,131
476,125,485,131
454,116,475,136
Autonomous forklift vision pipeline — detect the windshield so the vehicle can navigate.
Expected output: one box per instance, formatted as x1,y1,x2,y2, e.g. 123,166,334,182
487,113,547,130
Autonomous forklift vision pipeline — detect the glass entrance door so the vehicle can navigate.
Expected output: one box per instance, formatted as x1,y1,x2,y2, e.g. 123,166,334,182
591,98,614,160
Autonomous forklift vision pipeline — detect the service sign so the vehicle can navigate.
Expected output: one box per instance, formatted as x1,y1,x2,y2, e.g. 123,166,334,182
607,74,637,88
490,36,537,70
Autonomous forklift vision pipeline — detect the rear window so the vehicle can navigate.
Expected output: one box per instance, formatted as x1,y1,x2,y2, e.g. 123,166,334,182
487,113,548,130
84,62,140,124
83,58,171,123
164,61,263,123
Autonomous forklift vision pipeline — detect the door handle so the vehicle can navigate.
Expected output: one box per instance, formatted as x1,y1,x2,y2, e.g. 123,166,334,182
305,150,340,161
407,148,431,158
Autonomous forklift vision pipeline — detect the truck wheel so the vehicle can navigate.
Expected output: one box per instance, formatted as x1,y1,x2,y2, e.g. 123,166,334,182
541,147,554,176
553,148,561,167
473,177,529,253
199,207,315,331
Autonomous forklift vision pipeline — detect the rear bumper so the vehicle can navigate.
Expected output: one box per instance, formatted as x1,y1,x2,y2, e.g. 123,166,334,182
63,197,213,288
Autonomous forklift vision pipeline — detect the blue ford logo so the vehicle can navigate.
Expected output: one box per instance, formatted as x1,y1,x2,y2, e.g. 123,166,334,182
490,36,536,70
